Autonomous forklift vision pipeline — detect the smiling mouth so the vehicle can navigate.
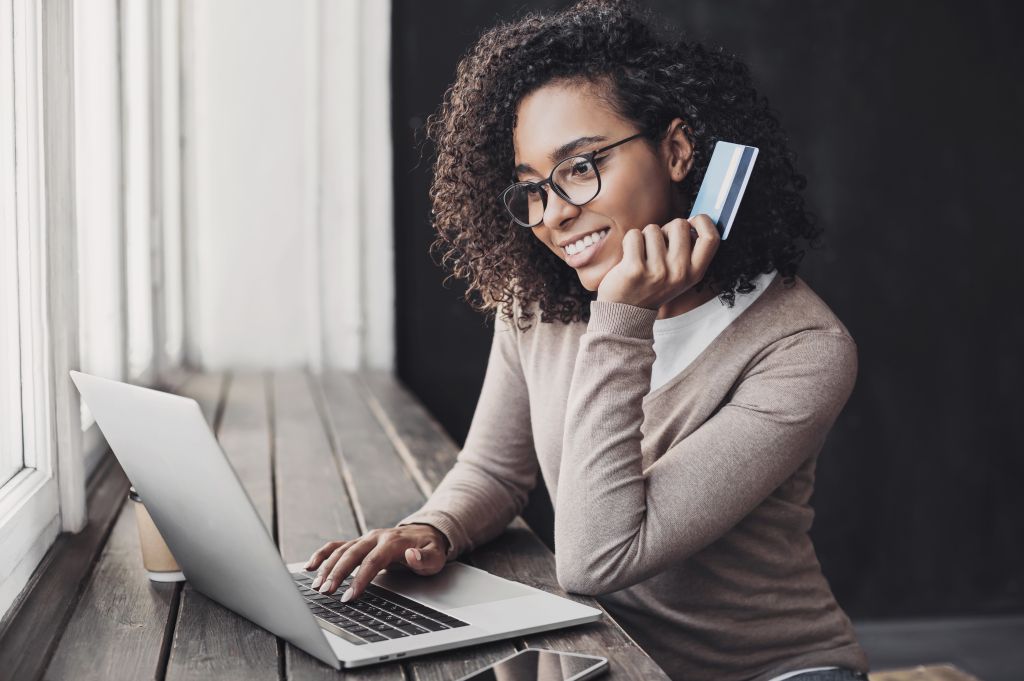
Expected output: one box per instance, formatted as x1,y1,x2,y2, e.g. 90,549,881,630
562,228,610,257
562,228,610,267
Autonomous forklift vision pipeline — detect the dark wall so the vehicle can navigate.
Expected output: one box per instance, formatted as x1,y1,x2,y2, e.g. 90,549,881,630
390,0,1024,619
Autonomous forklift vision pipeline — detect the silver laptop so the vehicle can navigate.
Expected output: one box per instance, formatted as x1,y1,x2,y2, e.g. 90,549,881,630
69,370,601,669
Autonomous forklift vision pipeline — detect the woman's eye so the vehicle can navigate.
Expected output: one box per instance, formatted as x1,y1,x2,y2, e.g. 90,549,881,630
570,160,594,176
570,154,607,177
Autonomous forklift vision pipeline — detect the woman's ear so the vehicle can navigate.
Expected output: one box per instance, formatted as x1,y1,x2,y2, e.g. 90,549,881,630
664,118,694,182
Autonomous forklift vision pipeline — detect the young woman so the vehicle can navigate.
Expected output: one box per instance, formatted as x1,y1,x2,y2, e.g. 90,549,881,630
305,2,869,679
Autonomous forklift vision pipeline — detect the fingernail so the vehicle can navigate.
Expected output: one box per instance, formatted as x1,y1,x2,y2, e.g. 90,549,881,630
412,548,422,561
340,587,353,603
319,579,332,593
311,575,323,589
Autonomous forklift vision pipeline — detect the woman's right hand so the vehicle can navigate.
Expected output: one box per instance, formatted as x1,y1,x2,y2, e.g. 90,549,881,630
304,523,449,603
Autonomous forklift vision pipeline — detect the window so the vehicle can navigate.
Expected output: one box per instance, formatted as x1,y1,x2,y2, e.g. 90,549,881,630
1,0,188,623
1,0,376,625
0,149,21,490
123,0,155,383
0,0,64,621
1,6,20,487
74,0,125,476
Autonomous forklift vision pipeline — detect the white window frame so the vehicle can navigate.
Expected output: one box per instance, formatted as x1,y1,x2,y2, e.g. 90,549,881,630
0,0,23,491
122,0,157,386
73,0,126,480
0,0,84,621
158,0,184,374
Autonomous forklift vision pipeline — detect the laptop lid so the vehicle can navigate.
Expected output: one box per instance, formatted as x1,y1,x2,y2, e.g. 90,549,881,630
69,370,341,669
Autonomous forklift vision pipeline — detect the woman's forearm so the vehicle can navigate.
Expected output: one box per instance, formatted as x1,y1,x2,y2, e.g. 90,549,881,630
555,300,857,595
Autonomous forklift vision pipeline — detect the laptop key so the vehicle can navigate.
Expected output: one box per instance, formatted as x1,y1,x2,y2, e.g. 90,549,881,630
380,628,408,639
398,623,427,635
414,618,449,632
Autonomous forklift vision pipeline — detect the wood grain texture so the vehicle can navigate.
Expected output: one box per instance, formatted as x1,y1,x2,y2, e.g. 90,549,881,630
165,372,280,681
272,369,361,573
319,371,424,529
272,369,403,680
319,371,520,679
0,453,129,681
43,499,179,681
355,370,458,493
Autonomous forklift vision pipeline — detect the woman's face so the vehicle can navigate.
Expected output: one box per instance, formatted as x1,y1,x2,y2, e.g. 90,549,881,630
512,80,694,292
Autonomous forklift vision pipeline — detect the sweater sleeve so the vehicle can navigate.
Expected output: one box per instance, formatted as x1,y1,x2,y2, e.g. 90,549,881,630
397,304,539,561
554,300,858,595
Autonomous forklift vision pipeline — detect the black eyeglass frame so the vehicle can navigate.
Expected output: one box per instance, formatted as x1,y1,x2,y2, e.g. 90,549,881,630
500,132,646,228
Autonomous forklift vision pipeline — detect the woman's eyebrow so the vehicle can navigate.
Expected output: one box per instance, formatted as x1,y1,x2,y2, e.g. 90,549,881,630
514,135,609,175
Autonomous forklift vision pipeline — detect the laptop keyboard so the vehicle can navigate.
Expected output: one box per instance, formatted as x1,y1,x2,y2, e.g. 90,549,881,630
292,572,468,645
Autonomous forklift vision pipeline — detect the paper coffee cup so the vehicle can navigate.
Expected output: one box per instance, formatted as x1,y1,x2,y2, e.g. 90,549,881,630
129,487,185,582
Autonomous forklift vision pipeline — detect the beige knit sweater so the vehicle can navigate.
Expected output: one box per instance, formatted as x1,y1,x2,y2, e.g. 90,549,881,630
399,274,869,681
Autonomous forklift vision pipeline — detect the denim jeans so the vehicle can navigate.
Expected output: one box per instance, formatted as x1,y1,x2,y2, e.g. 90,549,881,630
785,669,870,681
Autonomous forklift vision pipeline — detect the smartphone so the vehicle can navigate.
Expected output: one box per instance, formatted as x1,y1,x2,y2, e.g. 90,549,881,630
454,648,609,681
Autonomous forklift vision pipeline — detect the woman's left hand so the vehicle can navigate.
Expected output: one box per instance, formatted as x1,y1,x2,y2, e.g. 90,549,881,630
596,214,720,310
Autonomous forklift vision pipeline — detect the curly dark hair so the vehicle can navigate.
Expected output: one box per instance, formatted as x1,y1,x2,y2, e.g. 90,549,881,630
425,0,820,331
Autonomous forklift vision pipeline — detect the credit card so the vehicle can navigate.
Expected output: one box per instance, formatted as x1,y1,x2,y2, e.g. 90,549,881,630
688,141,758,240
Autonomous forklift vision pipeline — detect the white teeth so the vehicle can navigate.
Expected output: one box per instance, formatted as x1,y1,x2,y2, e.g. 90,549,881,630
565,229,609,256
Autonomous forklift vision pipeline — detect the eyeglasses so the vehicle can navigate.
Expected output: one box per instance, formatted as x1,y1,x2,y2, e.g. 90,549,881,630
500,132,645,228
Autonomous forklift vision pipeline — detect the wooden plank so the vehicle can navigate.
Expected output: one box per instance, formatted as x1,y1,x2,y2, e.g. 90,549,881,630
165,372,280,681
43,498,180,680
318,371,424,529
465,521,667,672
356,371,670,680
176,370,226,429
41,372,207,681
0,452,129,681
271,369,403,681
318,371,519,678
355,370,458,492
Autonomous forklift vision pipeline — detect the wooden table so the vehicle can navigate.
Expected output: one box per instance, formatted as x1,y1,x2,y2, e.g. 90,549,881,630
0,370,668,680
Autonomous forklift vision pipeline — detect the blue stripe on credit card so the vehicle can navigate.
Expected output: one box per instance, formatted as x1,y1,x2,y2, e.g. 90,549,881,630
688,141,759,240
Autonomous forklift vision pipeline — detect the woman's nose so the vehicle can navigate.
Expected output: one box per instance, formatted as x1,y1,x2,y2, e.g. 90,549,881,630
542,187,581,230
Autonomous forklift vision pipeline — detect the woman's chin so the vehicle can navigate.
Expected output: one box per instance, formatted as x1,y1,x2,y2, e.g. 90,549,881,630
577,268,607,293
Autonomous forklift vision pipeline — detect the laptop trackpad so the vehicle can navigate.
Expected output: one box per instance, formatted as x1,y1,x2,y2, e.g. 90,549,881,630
371,562,533,610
